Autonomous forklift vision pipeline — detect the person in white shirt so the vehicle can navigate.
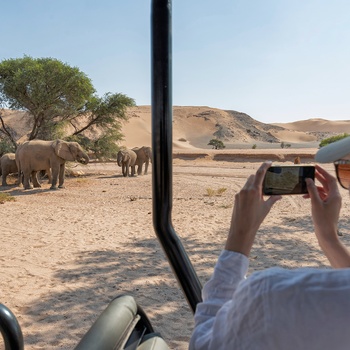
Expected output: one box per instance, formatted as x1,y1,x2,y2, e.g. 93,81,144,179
190,136,350,350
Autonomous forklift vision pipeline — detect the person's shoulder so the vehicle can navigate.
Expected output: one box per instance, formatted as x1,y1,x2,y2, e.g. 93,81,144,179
245,267,350,293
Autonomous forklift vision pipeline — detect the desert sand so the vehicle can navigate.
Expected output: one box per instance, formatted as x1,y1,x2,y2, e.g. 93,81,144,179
1,107,350,349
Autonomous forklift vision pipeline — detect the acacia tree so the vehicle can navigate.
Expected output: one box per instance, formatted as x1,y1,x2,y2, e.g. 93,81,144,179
0,56,135,153
208,138,226,149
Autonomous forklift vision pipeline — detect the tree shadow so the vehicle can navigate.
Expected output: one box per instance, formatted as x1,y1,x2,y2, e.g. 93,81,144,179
21,236,210,348
2,187,53,196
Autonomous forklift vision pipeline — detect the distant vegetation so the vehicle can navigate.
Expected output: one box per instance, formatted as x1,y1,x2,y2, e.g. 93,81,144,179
280,142,291,149
319,133,349,148
0,56,135,159
208,139,226,150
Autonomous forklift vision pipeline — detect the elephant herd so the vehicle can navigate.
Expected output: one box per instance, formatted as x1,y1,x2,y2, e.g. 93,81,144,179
0,139,90,190
0,141,152,190
117,146,152,177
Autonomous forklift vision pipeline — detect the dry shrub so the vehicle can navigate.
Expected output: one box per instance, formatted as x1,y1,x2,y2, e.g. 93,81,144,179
0,193,16,204
206,187,227,197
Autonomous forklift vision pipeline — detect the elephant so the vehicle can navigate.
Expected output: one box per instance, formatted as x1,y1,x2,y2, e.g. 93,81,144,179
132,146,152,175
117,148,137,177
16,139,89,190
0,153,18,186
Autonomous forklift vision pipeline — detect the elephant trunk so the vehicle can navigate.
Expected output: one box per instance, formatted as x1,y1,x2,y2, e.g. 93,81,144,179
117,152,123,166
78,154,89,165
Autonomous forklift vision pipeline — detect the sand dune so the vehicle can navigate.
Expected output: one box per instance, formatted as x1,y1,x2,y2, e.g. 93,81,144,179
274,118,350,133
2,106,350,151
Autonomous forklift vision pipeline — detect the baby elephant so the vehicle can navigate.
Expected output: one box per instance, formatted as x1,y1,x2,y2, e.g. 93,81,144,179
0,153,18,186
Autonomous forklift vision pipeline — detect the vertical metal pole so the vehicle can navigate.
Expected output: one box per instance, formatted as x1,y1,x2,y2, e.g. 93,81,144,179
151,0,202,313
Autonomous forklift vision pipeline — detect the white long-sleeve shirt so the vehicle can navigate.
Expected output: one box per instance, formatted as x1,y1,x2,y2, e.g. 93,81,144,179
190,250,350,350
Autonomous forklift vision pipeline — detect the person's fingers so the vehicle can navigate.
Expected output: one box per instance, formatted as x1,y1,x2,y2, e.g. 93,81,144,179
254,161,272,188
306,178,321,204
315,164,338,192
265,194,282,209
242,174,255,190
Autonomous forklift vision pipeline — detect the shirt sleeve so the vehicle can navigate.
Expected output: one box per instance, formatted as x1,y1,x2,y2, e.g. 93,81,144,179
189,250,249,350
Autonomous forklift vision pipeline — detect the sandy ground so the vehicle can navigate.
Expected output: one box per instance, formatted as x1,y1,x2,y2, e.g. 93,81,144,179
1,154,350,349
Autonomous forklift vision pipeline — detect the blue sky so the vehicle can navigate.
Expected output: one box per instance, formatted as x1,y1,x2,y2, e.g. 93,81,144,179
2,1,350,123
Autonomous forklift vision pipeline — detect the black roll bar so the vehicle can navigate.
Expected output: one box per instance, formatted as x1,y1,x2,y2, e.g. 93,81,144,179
0,303,24,350
151,0,202,313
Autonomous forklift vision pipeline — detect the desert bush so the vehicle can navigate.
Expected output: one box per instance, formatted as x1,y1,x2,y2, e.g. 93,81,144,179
208,139,226,149
206,187,227,197
252,144,257,149
206,188,216,197
319,133,349,148
178,137,187,142
217,188,227,195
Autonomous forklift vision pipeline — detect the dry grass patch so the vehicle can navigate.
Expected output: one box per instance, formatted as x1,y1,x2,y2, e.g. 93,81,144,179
0,193,16,204
205,187,227,197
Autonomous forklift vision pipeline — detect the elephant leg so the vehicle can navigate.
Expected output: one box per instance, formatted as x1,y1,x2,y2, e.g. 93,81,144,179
47,168,52,184
122,164,127,177
137,164,143,176
125,160,131,177
58,164,65,189
144,161,149,175
50,165,60,190
23,172,33,190
131,165,136,177
16,169,22,186
31,171,41,188
1,172,8,186
15,172,23,186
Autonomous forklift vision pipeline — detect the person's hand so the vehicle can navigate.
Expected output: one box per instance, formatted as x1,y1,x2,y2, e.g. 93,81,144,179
305,165,341,238
306,165,350,267
225,161,282,256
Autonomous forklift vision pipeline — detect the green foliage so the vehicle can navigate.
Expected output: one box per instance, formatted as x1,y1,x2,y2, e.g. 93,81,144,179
319,133,349,148
66,128,122,160
0,138,15,156
208,138,226,149
0,56,95,140
0,56,135,157
73,92,134,135
252,144,257,149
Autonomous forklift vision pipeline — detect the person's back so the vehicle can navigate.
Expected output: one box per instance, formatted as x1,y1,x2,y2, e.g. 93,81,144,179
191,253,350,349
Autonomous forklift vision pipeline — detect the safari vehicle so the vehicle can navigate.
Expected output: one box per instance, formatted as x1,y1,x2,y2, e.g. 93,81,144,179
0,1,202,349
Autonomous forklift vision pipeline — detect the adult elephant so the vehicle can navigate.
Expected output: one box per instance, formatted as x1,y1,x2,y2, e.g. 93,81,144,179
16,139,89,190
117,148,137,177
0,153,18,186
132,146,152,175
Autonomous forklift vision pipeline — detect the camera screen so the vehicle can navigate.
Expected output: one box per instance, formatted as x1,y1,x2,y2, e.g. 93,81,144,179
263,166,315,195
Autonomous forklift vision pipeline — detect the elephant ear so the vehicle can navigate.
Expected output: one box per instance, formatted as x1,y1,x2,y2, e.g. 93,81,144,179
54,140,75,161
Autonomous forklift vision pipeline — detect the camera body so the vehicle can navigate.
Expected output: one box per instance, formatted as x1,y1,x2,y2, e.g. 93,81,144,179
262,165,315,195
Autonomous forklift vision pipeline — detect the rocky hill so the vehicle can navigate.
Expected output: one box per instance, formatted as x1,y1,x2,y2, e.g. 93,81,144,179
1,106,349,149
